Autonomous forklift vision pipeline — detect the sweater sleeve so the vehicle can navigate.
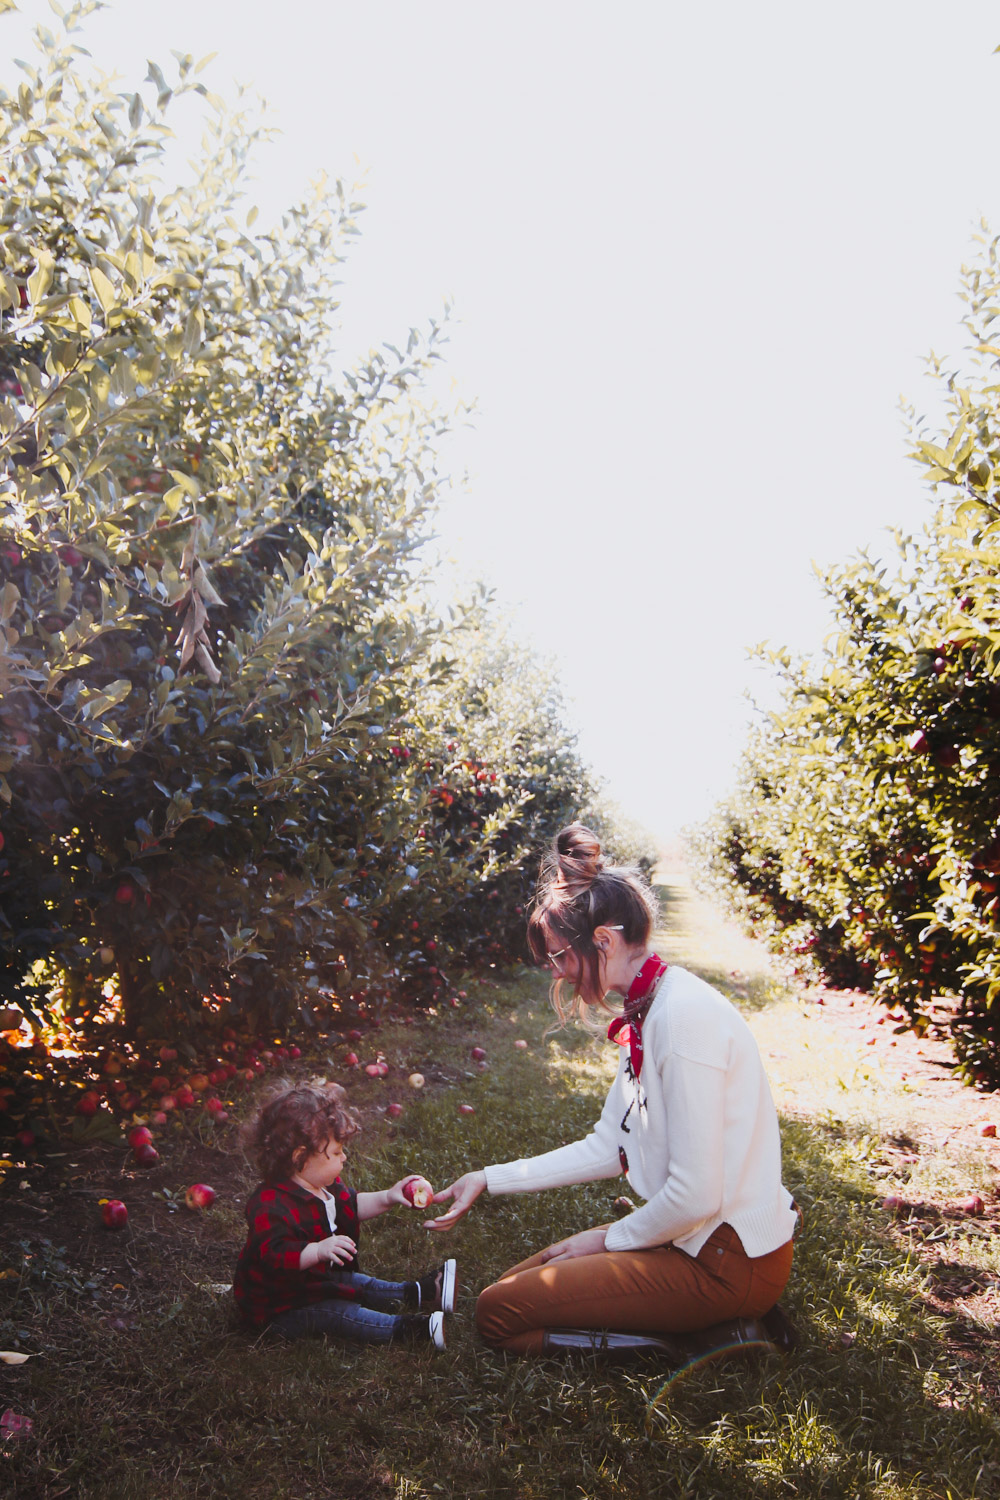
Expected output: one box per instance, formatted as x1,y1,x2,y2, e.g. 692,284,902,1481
484,1066,623,1195
603,1048,727,1252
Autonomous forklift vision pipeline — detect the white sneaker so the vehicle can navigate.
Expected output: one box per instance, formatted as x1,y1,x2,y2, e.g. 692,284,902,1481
440,1258,457,1315
429,1310,446,1349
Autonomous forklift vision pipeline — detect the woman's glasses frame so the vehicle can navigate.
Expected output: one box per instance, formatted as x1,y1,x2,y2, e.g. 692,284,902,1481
545,925,624,969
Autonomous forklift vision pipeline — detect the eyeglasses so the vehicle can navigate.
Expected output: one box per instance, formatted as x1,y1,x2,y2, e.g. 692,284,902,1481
545,926,623,968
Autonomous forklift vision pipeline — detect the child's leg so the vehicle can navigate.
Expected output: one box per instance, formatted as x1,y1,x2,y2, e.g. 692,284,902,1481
476,1223,793,1356
329,1269,411,1310
269,1297,418,1345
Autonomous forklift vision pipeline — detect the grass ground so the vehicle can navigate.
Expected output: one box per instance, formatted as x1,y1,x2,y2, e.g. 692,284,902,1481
1,873,999,1499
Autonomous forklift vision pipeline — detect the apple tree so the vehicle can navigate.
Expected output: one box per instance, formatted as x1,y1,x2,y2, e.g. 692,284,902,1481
692,221,1000,1088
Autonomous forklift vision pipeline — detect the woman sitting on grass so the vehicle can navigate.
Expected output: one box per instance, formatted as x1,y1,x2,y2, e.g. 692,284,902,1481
428,824,798,1356
234,1082,455,1348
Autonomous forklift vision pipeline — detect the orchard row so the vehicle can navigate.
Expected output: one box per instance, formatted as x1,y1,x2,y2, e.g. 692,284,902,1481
692,231,1000,1089
0,14,655,1103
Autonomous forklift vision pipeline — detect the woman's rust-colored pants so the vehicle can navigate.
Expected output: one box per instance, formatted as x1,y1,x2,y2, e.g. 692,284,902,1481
476,1222,793,1356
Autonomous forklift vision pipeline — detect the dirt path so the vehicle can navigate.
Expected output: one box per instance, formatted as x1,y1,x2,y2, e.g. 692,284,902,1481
654,855,1000,1201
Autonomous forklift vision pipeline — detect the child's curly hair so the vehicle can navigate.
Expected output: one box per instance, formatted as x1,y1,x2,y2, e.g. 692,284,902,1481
242,1082,360,1183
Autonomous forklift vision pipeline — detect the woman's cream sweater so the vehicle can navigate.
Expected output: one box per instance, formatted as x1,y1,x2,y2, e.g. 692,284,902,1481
483,965,798,1257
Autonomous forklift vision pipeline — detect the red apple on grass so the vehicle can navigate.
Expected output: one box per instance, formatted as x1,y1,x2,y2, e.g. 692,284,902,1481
458,1103,475,1115
128,1126,153,1149
471,1047,486,1062
960,1193,985,1215
185,1183,216,1210
345,1052,359,1068
101,1198,128,1229
387,1102,403,1118
76,1091,100,1116
133,1142,159,1167
881,1195,907,1214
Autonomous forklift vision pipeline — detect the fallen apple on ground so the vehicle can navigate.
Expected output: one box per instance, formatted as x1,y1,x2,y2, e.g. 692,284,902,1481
387,1102,403,1118
128,1126,153,1149
470,1046,486,1062
185,1183,216,1210
133,1143,159,1167
408,1072,425,1089
881,1195,907,1214
458,1103,475,1115
101,1198,128,1229
513,1039,528,1049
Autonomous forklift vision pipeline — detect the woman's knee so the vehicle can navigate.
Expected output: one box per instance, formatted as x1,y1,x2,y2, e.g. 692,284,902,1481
475,1280,512,1346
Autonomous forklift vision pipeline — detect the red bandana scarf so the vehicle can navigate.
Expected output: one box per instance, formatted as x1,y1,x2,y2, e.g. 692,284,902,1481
606,954,668,1079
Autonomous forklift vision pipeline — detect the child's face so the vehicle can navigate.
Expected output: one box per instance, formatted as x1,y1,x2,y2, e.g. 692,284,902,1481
294,1135,347,1191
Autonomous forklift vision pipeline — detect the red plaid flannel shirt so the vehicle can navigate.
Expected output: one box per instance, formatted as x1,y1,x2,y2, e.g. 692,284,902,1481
233,1176,361,1327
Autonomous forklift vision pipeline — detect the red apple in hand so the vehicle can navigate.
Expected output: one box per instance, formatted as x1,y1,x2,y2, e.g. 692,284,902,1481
402,1177,434,1209
101,1198,128,1229
185,1183,216,1210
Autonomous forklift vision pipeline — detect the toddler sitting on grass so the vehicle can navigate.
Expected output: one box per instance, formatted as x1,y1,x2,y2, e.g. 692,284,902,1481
234,1082,455,1347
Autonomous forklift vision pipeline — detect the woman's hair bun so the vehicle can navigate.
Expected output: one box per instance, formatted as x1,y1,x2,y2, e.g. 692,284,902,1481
555,823,604,893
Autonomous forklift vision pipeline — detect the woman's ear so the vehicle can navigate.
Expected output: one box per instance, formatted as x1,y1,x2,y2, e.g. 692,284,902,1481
592,924,618,953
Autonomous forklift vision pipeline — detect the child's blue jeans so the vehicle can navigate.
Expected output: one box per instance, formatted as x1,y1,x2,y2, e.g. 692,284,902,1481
268,1270,414,1344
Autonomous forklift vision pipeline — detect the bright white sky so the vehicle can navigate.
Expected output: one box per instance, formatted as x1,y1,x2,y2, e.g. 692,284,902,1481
6,1,1000,841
